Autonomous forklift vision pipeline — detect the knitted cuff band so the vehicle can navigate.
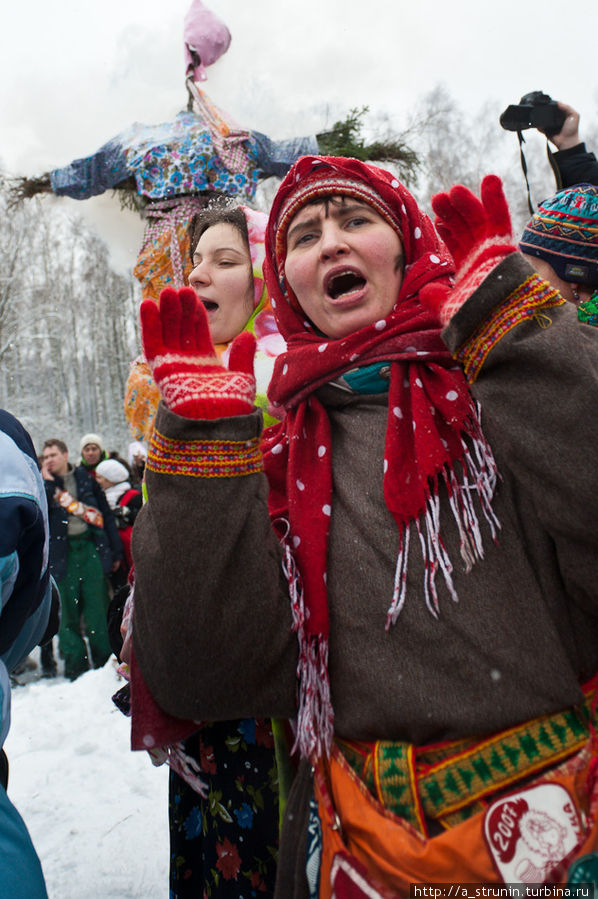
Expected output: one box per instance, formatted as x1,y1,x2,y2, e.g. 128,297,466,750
455,274,565,384
147,429,263,478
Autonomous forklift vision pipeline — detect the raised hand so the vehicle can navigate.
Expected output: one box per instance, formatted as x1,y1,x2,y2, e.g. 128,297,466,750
549,102,580,150
420,175,517,325
140,287,256,420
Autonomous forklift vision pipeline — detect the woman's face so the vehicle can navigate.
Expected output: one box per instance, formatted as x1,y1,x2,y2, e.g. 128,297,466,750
188,222,255,344
283,197,404,339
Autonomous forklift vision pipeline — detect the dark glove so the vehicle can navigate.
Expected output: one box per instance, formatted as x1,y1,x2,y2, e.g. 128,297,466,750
113,505,137,528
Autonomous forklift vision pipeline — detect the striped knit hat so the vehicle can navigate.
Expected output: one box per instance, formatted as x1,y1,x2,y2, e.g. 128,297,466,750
519,184,598,286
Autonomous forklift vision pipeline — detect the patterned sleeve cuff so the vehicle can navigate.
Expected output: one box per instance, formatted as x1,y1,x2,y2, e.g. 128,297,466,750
147,428,263,478
453,273,565,384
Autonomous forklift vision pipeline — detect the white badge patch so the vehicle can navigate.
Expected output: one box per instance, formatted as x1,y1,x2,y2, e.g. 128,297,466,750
484,783,583,884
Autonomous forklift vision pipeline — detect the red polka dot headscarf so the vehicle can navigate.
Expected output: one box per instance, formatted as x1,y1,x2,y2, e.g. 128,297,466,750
261,157,499,759
264,155,454,350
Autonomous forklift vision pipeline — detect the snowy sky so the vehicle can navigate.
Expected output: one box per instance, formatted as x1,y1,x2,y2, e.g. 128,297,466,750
1,0,597,268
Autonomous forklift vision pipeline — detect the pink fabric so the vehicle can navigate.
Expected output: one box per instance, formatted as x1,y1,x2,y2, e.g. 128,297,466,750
183,0,231,81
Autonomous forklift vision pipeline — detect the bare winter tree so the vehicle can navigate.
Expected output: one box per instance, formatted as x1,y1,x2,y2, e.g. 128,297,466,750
0,178,34,368
407,85,564,237
0,176,141,456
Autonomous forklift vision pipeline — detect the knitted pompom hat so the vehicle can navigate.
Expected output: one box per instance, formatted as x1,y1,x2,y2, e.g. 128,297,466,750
519,184,598,286
80,432,103,453
96,459,129,485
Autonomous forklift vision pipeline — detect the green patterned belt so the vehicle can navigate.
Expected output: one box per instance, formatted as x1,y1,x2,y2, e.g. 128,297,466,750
337,693,594,833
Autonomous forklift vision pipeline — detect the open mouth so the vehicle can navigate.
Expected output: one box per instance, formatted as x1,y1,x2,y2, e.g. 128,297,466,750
200,299,219,312
326,270,366,299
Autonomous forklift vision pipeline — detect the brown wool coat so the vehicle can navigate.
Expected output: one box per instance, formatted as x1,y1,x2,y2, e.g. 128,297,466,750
132,254,598,899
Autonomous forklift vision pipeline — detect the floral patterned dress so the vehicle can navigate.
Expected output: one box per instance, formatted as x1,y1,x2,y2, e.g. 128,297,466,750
169,718,279,898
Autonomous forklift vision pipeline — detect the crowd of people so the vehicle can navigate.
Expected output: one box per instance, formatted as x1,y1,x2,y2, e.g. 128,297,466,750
2,99,598,898
37,434,144,681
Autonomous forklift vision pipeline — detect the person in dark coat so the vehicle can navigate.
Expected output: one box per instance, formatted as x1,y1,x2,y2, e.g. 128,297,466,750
78,432,108,478
545,100,598,189
41,438,122,680
131,157,598,895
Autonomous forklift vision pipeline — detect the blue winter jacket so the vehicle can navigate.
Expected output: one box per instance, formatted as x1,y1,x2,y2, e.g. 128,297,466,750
0,411,55,746
44,466,123,583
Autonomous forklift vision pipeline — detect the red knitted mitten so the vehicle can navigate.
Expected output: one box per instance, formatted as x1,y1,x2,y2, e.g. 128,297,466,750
420,175,517,325
140,287,256,420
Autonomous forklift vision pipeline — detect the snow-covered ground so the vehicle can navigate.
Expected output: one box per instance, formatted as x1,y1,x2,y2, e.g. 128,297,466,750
4,647,169,898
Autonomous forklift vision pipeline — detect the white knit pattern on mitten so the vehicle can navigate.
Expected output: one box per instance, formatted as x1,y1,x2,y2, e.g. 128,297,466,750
440,241,516,325
456,236,515,285
150,351,223,373
161,371,256,413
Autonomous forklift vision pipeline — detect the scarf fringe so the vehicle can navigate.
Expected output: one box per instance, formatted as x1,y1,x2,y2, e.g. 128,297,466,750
389,526,410,627
294,635,334,759
386,413,500,630
463,412,501,542
277,518,334,758
149,742,209,798
275,401,500,754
